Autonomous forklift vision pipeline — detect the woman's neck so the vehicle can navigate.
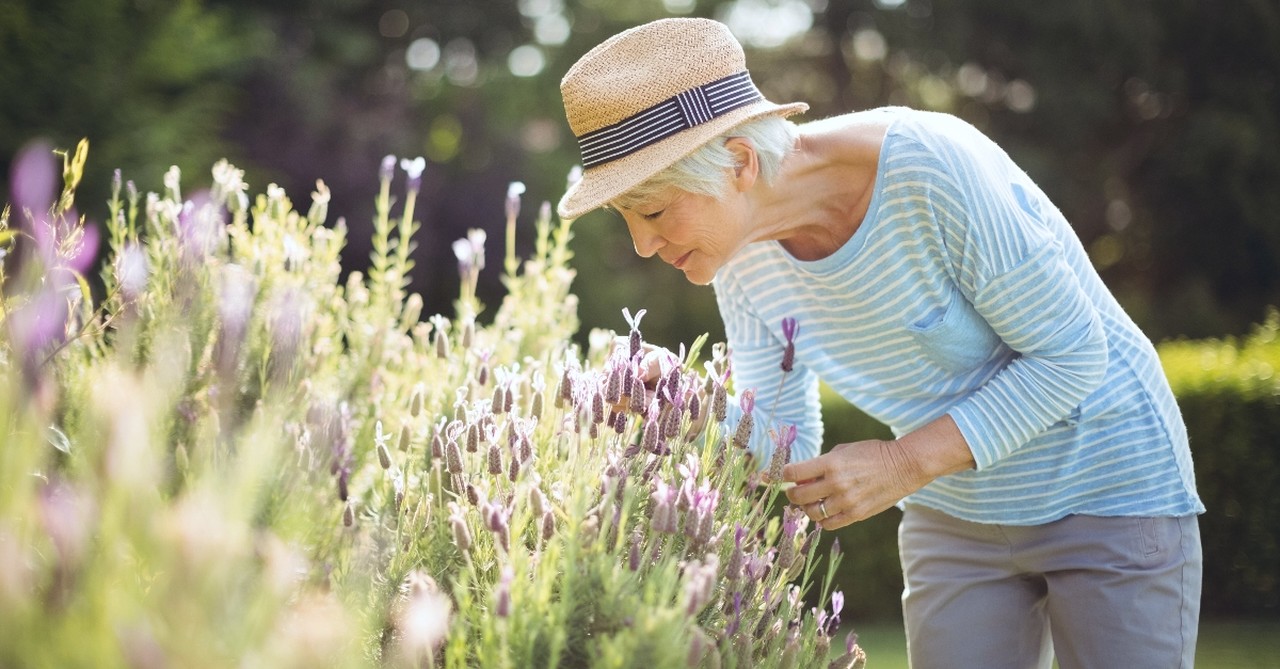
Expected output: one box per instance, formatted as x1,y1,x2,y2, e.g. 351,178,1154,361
749,115,888,262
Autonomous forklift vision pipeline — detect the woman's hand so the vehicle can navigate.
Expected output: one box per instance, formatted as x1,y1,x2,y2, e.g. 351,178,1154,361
782,415,976,530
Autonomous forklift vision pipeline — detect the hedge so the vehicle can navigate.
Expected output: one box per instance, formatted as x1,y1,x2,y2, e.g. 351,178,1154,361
816,310,1280,621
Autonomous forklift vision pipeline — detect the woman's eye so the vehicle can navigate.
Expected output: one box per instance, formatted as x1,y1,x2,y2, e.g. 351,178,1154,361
642,209,664,221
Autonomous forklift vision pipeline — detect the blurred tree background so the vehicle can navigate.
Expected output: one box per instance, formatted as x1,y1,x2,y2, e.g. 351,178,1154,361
3,0,1277,346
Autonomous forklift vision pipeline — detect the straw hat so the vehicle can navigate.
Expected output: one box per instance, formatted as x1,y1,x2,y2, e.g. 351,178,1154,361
557,18,808,219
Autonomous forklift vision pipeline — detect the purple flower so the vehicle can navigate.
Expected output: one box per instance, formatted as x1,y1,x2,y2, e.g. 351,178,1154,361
380,154,397,182
505,181,525,220
452,228,487,276
401,156,426,191
739,388,756,414
780,317,799,372
650,479,678,534
621,307,646,359
494,566,514,618
11,140,56,217
767,424,797,483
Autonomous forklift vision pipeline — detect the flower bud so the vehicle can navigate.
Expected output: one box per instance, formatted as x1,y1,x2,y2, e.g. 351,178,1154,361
461,318,475,349
451,515,471,552
410,386,425,418
713,384,728,423
491,384,505,415
436,328,452,359
604,365,623,405
466,423,479,453
541,511,555,541
446,439,464,474
487,443,503,476
732,413,754,451
528,388,543,419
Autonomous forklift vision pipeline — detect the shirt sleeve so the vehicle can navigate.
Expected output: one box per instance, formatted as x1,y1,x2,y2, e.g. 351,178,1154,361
919,123,1108,469
714,274,824,464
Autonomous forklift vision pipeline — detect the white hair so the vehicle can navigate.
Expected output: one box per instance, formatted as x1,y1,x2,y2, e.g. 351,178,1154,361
614,116,799,209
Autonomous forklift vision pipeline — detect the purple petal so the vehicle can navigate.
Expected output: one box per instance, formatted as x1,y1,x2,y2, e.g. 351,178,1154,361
10,140,56,216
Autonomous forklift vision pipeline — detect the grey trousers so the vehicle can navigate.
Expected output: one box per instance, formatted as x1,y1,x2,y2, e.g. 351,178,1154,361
899,504,1202,669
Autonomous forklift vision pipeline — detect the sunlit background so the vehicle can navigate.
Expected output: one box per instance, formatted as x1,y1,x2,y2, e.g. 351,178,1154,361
3,3,1280,662
3,0,1277,351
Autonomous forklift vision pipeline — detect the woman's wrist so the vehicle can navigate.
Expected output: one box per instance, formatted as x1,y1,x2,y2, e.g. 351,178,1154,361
894,414,976,485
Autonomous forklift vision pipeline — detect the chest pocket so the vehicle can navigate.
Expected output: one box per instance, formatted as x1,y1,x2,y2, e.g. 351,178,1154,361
906,292,1002,373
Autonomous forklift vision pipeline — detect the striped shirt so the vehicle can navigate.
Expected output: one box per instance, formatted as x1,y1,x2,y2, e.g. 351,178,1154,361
715,107,1203,525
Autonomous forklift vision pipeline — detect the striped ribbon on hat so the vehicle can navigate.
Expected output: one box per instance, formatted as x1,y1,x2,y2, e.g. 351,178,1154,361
575,71,764,168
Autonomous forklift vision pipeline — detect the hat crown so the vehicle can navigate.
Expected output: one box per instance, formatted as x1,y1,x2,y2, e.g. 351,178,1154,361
560,18,746,137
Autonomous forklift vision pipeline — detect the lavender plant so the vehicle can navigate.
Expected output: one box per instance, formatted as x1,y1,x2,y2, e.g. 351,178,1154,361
0,141,864,669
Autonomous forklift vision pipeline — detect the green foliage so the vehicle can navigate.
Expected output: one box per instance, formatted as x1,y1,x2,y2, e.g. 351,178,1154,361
0,0,264,212
0,146,862,667
1160,310,1280,616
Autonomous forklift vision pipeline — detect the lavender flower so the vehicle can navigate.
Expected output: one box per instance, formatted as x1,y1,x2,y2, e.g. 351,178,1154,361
712,382,728,423
380,154,397,183
435,327,451,360
649,480,677,534
505,181,525,221
115,243,149,302
401,156,426,191
487,442,503,476
780,317,799,373
450,513,471,552
732,389,756,451
621,307,646,360
767,424,797,483
604,362,623,406
452,228,486,276
494,566,514,618
541,511,555,541
375,421,393,470
827,590,845,635
445,437,464,475
726,524,748,581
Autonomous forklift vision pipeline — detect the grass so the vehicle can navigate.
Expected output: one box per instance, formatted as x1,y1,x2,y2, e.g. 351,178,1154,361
844,619,1280,668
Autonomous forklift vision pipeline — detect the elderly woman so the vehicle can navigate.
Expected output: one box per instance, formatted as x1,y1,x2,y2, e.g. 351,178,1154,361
557,17,1203,669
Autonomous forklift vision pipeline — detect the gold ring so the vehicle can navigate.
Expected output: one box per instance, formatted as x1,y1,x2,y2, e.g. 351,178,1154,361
819,499,829,520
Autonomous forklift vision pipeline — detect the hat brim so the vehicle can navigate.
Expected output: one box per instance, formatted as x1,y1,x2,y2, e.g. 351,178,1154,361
557,99,808,220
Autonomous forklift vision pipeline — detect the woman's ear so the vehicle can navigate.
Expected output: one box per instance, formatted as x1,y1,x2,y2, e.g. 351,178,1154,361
724,137,759,193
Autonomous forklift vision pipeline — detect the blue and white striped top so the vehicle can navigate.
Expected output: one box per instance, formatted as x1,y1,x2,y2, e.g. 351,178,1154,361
715,107,1203,525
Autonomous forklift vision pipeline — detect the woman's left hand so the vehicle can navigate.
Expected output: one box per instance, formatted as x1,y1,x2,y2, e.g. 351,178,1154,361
781,439,928,530
782,414,977,530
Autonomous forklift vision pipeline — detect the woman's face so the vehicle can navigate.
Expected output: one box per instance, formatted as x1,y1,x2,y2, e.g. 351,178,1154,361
615,188,749,286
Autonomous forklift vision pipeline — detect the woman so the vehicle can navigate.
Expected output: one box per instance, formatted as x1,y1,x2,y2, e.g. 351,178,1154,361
557,17,1204,669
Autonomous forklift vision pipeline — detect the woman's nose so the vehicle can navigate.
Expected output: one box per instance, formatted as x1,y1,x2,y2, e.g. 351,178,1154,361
626,218,665,258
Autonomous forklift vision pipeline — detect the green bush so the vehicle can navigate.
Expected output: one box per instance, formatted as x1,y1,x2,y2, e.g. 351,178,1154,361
816,312,1280,621
1161,311,1280,616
